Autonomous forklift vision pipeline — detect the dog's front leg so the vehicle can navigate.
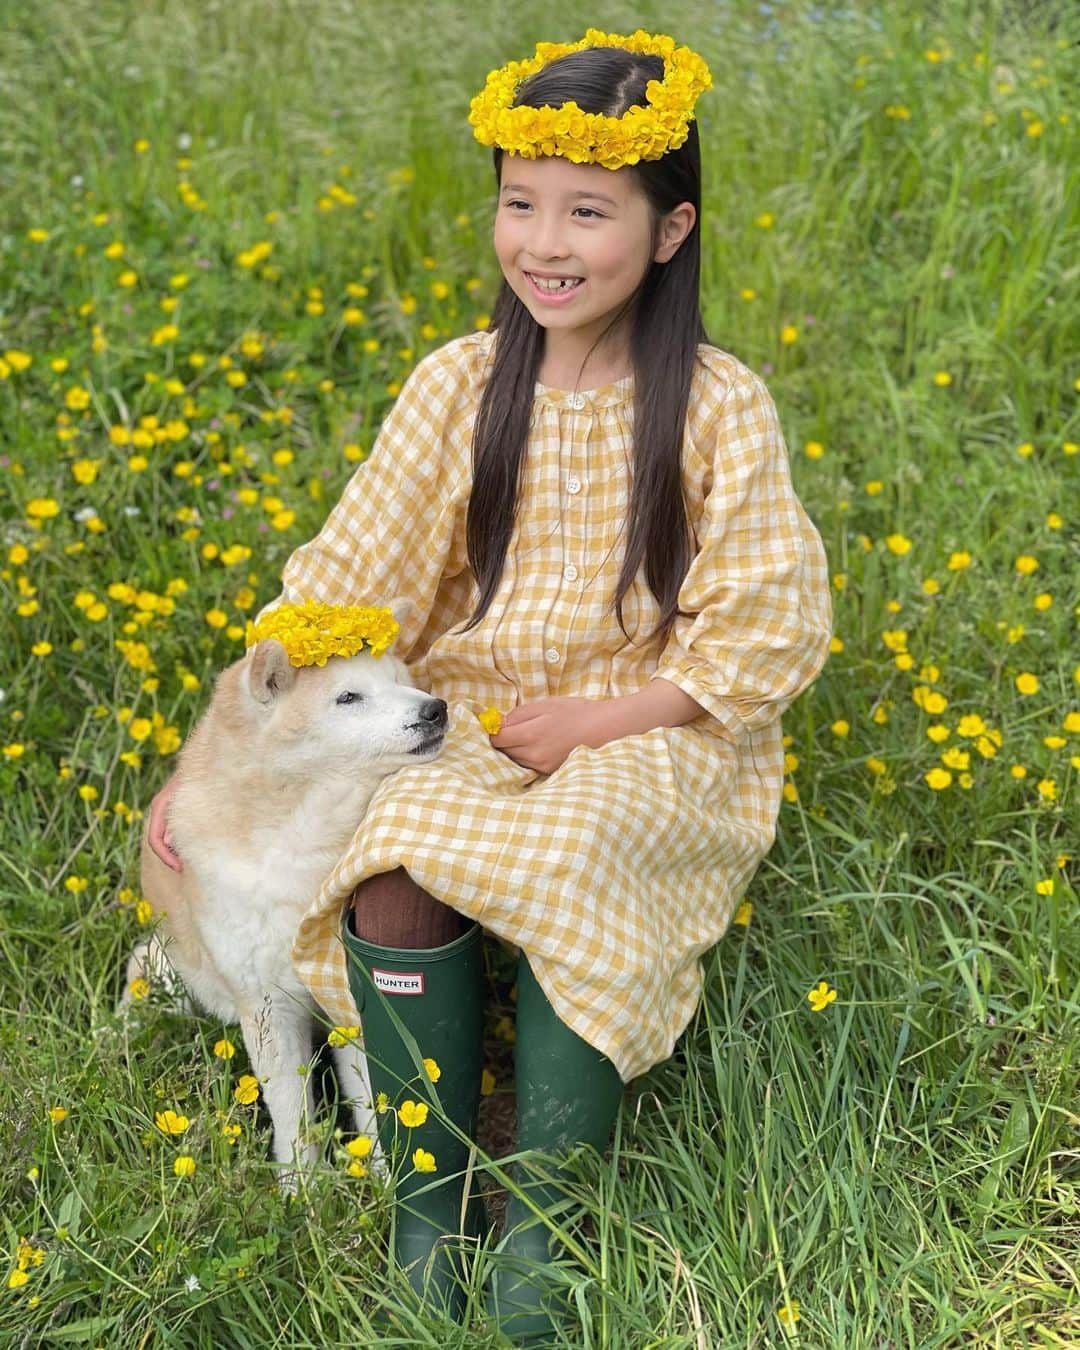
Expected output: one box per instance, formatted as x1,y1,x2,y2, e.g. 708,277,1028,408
330,1037,383,1164
239,997,317,1189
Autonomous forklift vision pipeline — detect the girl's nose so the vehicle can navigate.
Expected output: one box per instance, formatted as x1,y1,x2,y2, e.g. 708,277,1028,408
531,216,570,260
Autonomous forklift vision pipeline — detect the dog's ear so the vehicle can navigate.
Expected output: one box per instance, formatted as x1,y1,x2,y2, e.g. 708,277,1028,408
376,595,414,629
247,639,298,706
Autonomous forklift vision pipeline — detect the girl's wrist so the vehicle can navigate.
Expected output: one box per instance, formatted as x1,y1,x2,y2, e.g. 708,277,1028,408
601,680,703,741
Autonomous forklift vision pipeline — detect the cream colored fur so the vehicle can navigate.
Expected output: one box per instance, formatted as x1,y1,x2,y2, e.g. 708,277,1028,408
125,625,447,1183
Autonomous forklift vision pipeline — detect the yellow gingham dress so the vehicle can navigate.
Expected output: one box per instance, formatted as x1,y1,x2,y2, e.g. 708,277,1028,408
274,329,831,1081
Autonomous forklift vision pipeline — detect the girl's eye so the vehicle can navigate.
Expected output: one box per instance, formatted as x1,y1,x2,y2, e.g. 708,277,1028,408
336,691,363,705
504,201,602,219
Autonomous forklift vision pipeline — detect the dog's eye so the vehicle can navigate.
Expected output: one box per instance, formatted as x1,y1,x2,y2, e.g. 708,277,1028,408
336,691,363,705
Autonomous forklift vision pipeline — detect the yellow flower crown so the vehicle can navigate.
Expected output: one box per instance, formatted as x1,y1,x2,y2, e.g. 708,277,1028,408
245,600,400,667
468,28,712,171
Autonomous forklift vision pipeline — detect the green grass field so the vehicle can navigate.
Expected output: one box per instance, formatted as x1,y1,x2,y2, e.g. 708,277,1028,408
1,0,1077,1344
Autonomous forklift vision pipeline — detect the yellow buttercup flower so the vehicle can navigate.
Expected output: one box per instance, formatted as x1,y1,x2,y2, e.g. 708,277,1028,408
246,600,399,667
398,1099,429,1128
477,706,503,735
807,981,837,1012
412,1147,437,1173
234,1075,260,1105
469,29,712,171
155,1109,189,1135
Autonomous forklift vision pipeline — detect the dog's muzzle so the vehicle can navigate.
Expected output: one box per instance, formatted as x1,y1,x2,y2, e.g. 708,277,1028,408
408,698,448,754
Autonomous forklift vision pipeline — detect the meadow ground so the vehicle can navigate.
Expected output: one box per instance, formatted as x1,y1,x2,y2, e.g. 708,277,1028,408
0,0,1077,1345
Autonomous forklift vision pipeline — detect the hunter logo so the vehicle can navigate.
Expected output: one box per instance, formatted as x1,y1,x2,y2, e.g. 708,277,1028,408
372,968,425,996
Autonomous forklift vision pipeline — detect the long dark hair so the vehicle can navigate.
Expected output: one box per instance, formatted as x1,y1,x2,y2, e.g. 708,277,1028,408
461,44,710,647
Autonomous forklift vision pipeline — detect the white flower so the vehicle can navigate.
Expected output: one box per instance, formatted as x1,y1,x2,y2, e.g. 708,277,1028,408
184,1274,200,1292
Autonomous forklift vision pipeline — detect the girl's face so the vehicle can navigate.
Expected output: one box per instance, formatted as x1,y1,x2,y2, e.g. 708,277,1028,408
493,154,693,365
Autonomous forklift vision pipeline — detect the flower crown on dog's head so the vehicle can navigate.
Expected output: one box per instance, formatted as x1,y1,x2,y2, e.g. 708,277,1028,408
245,601,400,667
468,28,712,171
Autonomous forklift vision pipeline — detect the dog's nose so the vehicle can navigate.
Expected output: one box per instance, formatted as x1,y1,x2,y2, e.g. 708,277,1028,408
419,698,448,729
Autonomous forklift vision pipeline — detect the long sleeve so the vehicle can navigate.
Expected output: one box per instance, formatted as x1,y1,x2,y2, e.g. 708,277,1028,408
255,346,472,660
653,369,832,744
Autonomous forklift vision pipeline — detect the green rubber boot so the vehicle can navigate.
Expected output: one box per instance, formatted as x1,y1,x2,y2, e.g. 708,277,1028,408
342,910,484,1322
488,952,624,1345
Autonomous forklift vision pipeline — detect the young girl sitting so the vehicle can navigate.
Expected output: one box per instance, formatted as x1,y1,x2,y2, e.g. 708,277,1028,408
149,27,832,1342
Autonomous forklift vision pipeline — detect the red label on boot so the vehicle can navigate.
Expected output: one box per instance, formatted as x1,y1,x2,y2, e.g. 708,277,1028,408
372,968,425,995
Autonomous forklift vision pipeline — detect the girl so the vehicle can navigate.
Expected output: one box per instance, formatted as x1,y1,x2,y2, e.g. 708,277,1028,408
149,28,832,1342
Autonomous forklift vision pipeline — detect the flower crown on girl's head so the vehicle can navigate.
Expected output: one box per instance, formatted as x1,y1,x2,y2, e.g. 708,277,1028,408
245,601,400,667
468,28,712,172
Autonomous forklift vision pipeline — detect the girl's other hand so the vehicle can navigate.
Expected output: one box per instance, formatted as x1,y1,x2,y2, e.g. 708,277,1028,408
148,774,184,872
488,696,619,776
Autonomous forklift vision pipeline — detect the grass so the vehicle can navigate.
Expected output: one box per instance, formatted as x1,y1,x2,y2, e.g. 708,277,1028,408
1,0,1077,1343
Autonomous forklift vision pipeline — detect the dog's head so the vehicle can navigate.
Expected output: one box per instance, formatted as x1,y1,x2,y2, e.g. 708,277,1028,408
226,636,447,780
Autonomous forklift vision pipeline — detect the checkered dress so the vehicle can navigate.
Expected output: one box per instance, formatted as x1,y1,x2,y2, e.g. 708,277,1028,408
274,329,831,1080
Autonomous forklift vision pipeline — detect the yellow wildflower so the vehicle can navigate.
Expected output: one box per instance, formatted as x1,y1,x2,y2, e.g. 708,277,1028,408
807,981,837,1012
398,1100,429,1129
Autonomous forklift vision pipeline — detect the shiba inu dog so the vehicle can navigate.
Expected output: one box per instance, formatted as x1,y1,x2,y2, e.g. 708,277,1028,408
125,628,447,1180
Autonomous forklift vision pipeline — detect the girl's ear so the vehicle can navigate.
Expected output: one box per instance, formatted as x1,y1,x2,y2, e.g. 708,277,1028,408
654,202,697,264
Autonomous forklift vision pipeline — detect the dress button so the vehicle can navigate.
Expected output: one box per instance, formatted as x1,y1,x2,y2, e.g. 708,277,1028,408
566,477,581,495
563,564,578,582
568,393,587,410
545,647,560,664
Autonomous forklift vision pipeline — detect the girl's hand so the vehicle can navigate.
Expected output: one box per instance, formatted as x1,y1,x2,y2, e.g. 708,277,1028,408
148,774,184,872
488,697,620,776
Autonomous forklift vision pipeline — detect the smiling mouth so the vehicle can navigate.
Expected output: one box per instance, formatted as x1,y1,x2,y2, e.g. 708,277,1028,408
525,272,585,293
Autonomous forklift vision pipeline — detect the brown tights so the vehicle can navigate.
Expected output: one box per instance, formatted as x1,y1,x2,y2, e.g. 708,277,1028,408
349,867,467,949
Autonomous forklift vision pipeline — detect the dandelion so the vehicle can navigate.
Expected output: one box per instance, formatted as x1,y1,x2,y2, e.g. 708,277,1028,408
807,981,837,1012
1014,554,1039,575
1015,673,1039,696
1036,779,1057,802
830,720,850,738
412,1147,436,1173
925,768,952,790
947,550,972,570
397,1100,429,1129
932,371,952,386
1035,879,1055,896
885,533,912,555
155,1109,190,1135
234,1075,260,1105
